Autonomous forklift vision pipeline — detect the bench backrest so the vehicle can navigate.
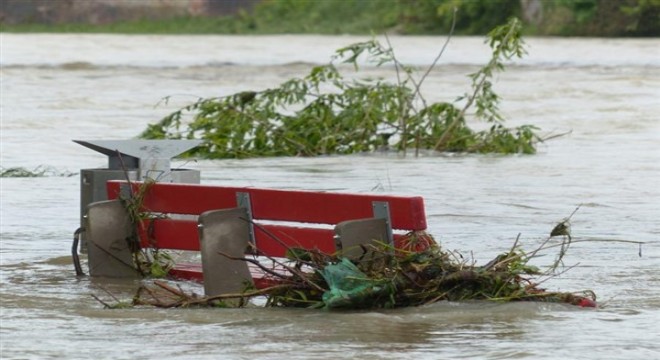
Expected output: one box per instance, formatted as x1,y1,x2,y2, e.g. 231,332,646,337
106,180,427,257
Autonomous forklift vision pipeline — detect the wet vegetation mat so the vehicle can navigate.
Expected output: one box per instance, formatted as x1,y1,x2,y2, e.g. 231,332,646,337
92,207,644,311
0,165,75,178
130,238,596,310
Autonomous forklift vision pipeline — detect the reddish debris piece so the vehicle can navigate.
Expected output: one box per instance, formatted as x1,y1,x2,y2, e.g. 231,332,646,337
577,297,597,308
394,231,437,253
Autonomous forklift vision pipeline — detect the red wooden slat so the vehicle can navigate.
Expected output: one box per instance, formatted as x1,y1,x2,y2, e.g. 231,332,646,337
254,225,336,258
107,181,427,231
135,219,337,257
138,218,409,257
136,219,199,251
168,263,203,282
169,263,286,289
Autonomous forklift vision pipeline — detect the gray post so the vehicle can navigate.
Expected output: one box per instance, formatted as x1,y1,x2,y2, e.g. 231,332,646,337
75,139,202,252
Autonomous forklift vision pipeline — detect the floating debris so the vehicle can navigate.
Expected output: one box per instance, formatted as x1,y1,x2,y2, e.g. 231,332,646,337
0,165,75,178
126,230,599,310
91,206,646,311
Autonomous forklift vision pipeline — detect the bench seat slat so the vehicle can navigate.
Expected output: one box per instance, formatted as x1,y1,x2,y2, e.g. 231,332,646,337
169,263,283,289
138,219,337,257
255,224,336,257
139,217,412,257
137,219,199,251
107,181,427,231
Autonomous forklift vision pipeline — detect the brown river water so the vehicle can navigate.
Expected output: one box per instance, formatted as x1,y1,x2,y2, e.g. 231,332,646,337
1,34,659,359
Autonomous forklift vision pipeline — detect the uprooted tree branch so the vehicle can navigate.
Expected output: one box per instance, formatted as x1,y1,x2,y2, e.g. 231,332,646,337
140,17,549,158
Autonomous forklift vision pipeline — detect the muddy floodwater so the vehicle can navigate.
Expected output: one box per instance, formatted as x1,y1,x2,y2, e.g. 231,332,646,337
1,34,659,359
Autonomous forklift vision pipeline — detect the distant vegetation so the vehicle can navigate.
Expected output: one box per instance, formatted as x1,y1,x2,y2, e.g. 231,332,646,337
1,0,657,37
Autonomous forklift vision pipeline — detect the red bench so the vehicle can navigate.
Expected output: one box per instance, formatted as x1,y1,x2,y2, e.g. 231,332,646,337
85,180,428,296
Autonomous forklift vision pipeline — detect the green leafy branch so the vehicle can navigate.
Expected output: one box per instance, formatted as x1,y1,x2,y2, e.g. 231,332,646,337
141,17,545,158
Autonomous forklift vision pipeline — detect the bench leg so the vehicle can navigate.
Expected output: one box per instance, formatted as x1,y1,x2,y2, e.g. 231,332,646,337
86,200,140,278
334,218,389,260
199,208,254,299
